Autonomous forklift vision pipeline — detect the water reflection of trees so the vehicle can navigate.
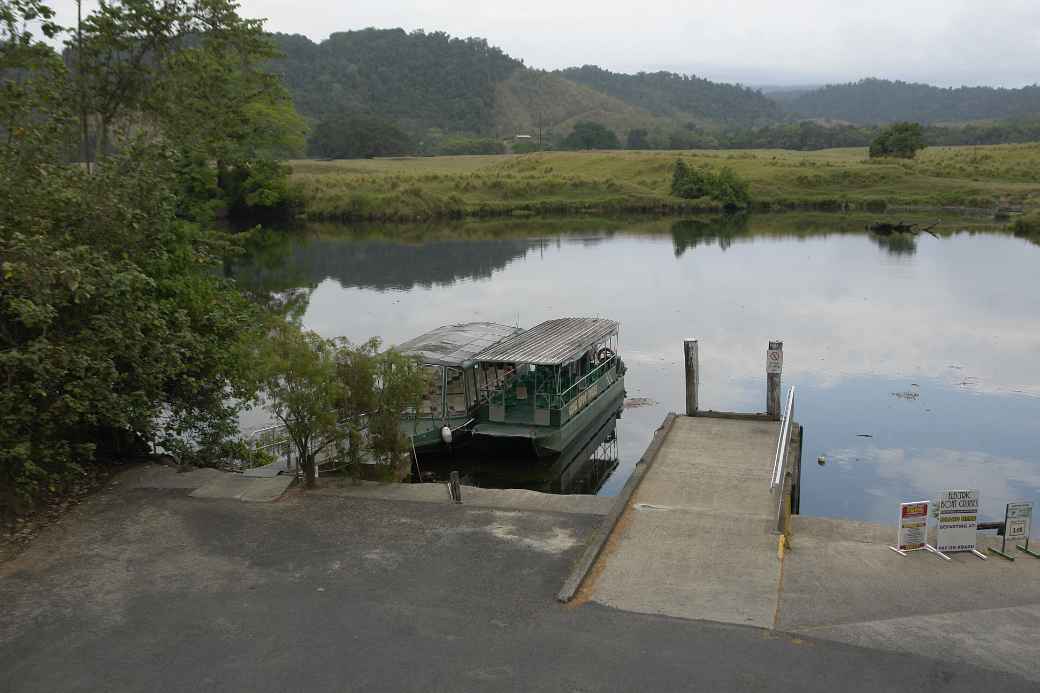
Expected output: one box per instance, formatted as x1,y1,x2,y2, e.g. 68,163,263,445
670,214,751,256
871,232,918,256
229,229,545,317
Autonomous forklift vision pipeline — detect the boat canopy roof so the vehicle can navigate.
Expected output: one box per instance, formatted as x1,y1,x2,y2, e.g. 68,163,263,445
395,322,521,368
475,317,618,367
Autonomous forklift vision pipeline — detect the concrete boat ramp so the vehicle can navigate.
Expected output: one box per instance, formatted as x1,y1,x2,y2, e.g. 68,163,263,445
568,414,791,627
560,411,1040,682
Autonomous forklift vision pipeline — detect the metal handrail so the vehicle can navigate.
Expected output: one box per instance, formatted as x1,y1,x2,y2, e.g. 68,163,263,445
770,386,796,492
771,386,796,533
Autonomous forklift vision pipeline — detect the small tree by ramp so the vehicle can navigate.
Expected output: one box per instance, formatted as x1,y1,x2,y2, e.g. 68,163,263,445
256,323,341,488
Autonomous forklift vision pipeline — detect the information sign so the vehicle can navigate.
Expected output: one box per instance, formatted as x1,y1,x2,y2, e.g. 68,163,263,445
936,489,985,559
766,349,783,374
897,501,929,551
1006,502,1032,542
1008,502,1039,558
889,500,945,558
990,501,1033,560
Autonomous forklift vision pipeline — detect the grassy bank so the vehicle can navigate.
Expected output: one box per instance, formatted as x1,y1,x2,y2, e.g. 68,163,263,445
288,144,1040,222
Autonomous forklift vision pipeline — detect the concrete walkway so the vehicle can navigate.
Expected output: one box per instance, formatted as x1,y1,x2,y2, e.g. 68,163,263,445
117,464,294,502
580,416,786,627
781,516,1040,682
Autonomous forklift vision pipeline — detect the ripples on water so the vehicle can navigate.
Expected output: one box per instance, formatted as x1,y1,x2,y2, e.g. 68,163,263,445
235,214,1040,523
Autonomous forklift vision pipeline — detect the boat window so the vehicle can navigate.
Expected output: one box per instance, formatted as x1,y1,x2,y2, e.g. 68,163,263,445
418,365,443,418
445,368,466,416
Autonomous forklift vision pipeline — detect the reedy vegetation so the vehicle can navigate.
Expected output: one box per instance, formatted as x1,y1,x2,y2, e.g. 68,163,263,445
288,144,1040,222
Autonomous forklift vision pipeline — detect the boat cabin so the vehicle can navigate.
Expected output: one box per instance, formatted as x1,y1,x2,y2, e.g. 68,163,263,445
395,322,521,447
472,318,622,428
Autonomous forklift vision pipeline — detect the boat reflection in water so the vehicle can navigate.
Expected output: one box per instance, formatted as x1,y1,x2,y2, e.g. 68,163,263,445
413,398,622,495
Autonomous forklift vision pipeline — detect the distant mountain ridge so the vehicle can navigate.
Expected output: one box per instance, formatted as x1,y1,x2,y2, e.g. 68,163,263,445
267,29,780,138
267,30,1040,140
779,78,1040,124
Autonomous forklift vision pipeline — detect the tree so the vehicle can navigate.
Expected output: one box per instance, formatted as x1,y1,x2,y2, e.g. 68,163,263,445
869,122,926,159
560,121,620,150
367,349,427,476
334,338,380,481
626,128,649,149
307,114,413,159
68,0,307,217
255,324,341,488
1,0,298,517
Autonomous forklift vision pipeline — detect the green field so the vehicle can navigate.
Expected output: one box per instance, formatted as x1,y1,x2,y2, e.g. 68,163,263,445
289,144,1040,222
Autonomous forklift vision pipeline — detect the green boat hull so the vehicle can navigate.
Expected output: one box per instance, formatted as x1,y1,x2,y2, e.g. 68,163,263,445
471,375,626,457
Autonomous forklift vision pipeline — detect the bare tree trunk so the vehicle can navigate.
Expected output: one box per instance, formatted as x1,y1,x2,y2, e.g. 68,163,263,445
302,454,317,488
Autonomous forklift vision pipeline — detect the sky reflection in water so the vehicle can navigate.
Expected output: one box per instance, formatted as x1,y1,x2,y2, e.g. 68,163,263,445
240,217,1040,523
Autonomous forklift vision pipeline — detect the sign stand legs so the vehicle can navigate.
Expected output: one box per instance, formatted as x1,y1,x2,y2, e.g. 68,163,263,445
888,544,949,560
989,529,1016,561
1018,537,1040,559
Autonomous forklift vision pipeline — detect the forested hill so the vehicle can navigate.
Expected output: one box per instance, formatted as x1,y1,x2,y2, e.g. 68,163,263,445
558,66,781,127
268,29,521,134
781,78,1040,124
267,29,781,137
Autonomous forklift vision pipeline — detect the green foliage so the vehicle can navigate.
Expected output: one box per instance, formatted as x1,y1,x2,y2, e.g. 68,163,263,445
670,160,751,208
561,121,620,150
782,78,1040,125
254,323,341,488
367,349,427,474
870,122,927,159
626,128,649,149
307,114,414,159
560,65,781,127
1,0,303,517
435,137,505,156
1011,212,1040,241
69,0,307,219
269,28,521,135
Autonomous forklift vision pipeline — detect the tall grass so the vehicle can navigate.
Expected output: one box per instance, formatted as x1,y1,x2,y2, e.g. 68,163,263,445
289,144,1040,222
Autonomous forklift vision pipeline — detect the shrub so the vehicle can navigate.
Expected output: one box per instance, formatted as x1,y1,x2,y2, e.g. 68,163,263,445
670,160,751,209
869,122,927,159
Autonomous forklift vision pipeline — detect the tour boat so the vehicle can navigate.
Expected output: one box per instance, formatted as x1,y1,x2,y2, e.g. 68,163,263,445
469,317,626,457
396,322,521,454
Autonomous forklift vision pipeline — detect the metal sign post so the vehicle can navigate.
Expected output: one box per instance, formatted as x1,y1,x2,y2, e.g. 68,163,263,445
1008,501,1038,558
890,501,948,559
988,503,1021,561
935,489,986,560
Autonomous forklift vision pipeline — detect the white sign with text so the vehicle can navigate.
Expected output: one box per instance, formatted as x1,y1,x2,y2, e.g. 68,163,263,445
936,489,980,553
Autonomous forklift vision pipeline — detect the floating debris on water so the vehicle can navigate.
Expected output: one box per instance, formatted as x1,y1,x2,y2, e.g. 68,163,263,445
624,397,658,408
891,390,920,400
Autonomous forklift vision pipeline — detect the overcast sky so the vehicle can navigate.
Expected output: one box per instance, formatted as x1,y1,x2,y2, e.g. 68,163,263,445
49,1,1040,87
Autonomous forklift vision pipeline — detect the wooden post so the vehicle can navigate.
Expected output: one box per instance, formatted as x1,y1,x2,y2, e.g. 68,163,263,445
449,470,462,504
767,340,783,419
683,339,699,416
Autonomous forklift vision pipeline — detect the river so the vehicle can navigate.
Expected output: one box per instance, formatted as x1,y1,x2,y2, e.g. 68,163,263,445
235,213,1040,524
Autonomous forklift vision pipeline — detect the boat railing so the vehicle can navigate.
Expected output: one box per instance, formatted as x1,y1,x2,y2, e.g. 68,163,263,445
554,355,618,410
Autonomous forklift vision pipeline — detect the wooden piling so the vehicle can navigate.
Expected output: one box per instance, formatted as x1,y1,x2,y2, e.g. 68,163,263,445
684,338,699,416
767,341,783,419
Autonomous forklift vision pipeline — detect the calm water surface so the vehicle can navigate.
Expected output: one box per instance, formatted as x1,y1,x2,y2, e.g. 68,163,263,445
238,215,1040,523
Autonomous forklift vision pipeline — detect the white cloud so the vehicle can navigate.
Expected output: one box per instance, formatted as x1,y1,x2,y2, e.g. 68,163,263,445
45,0,1040,86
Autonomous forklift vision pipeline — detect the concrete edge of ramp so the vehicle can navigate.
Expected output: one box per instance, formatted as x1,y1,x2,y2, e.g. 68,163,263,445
309,481,615,516
556,412,678,603
188,474,294,502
